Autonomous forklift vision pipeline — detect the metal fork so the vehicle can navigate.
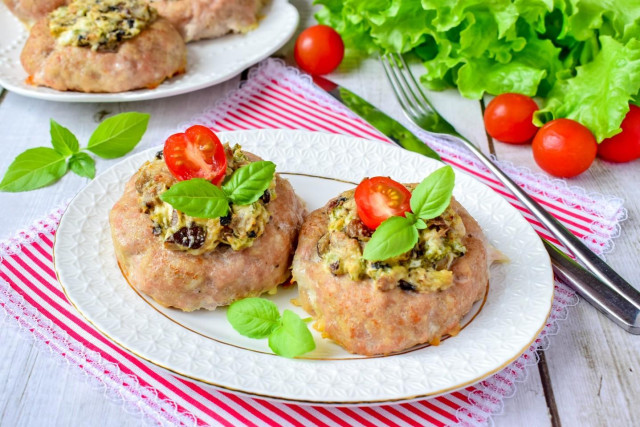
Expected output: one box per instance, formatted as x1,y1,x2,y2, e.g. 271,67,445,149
381,52,640,333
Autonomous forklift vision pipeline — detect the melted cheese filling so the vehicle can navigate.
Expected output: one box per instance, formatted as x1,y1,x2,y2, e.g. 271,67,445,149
136,144,276,255
319,189,467,292
49,0,157,51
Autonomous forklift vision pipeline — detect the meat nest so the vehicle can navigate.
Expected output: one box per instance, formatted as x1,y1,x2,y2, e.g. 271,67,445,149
292,196,501,356
150,0,265,42
20,17,186,93
110,152,306,312
2,0,67,26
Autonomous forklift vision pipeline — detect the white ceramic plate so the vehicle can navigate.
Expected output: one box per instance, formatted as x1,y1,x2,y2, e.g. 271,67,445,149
0,0,298,102
54,129,553,404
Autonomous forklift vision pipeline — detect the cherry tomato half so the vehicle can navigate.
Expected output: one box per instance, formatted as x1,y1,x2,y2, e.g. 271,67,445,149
597,105,640,163
532,119,597,178
163,125,227,185
294,25,344,75
354,177,412,229
484,93,539,144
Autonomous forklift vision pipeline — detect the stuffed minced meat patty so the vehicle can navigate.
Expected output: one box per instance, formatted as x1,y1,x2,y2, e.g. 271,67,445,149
292,184,503,356
2,0,67,26
20,0,186,93
110,140,305,312
149,0,266,42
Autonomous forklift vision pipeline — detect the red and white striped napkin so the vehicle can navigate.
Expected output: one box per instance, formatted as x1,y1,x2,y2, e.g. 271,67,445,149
0,59,626,426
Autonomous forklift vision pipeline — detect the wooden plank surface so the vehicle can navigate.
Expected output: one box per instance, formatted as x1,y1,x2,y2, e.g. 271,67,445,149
490,89,640,427
2,0,640,425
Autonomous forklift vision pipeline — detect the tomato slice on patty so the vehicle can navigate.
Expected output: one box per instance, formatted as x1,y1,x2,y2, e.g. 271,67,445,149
354,177,412,229
163,125,227,185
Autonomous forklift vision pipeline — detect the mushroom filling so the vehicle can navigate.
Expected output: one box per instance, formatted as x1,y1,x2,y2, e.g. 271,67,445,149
318,189,467,292
135,144,276,255
49,0,157,51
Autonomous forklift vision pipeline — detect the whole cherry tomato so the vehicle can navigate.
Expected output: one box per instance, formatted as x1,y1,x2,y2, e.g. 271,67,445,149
532,119,597,178
294,25,344,75
163,125,227,185
597,105,640,163
484,93,539,144
354,177,412,229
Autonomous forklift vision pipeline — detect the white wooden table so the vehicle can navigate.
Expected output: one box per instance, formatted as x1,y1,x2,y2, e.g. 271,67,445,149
1,1,639,425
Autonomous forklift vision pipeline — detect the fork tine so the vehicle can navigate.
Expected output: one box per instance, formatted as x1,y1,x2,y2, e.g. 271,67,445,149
395,53,436,116
382,53,434,124
387,53,428,118
379,53,416,120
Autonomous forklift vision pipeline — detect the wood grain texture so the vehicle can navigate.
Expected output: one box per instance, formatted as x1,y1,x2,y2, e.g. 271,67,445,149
487,94,640,427
0,325,139,427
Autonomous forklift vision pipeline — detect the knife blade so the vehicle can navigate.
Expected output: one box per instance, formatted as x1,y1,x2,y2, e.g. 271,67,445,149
313,75,441,161
545,240,640,333
312,75,640,330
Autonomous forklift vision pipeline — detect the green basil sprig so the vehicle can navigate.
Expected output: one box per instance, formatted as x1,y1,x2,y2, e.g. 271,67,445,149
227,298,316,358
86,112,151,159
159,161,275,218
160,179,230,218
222,161,276,205
0,112,150,192
362,166,456,261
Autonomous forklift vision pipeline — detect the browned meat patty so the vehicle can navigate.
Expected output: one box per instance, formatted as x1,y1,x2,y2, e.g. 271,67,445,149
150,0,264,42
292,197,498,356
110,153,306,312
20,17,186,93
2,0,66,26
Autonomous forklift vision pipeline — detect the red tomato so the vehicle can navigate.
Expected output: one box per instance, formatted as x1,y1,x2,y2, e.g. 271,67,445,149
354,177,412,229
532,119,597,178
484,93,539,144
597,105,640,163
294,25,344,75
163,125,227,185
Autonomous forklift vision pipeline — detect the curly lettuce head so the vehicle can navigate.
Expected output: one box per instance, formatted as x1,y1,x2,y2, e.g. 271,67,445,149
316,0,640,141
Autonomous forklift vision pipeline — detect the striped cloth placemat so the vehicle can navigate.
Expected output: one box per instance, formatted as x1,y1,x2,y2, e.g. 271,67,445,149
1,59,626,426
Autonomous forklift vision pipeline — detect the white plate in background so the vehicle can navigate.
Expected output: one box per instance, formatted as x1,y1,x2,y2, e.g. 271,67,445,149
0,0,298,102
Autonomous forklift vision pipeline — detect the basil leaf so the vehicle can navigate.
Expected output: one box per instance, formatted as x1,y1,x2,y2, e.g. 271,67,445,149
50,119,79,155
160,178,229,218
86,112,150,159
227,298,282,339
415,219,427,230
268,310,316,358
362,216,418,261
410,166,455,220
0,147,68,192
222,161,276,205
404,211,417,224
69,152,96,179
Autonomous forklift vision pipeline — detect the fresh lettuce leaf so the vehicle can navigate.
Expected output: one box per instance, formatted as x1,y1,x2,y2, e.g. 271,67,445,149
315,0,640,141
456,34,562,99
315,1,378,54
534,36,640,142
565,0,640,43
367,1,435,53
457,58,544,100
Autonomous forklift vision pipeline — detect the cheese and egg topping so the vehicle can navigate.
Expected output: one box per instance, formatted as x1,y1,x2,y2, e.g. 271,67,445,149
135,144,276,256
49,0,157,51
318,189,467,292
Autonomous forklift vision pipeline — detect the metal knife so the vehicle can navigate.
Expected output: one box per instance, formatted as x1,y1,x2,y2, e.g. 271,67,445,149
313,75,640,333
313,75,441,161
